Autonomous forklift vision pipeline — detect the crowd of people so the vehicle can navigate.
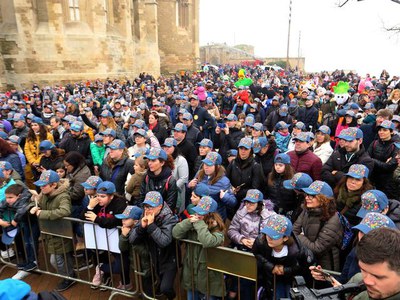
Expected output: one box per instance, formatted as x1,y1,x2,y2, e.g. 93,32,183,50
1,66,400,299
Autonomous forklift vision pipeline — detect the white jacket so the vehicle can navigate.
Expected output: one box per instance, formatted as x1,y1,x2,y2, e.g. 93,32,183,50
313,142,333,165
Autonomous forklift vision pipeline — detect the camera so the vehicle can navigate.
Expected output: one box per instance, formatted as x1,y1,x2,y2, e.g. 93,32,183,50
282,276,365,300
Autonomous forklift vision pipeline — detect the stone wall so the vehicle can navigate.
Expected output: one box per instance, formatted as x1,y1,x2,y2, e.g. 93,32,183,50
0,0,199,89
157,0,199,74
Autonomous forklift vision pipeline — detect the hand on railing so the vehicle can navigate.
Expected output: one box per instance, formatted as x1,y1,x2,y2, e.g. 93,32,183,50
84,211,97,222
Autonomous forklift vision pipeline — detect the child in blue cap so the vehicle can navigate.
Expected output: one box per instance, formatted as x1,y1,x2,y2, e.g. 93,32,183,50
253,214,314,299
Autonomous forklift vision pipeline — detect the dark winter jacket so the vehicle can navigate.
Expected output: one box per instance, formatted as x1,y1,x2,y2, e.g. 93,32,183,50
188,106,214,129
129,202,178,275
297,106,319,132
185,124,203,147
0,153,24,181
367,137,398,199
177,138,197,179
137,167,178,212
99,155,134,195
150,122,168,145
287,150,322,181
359,122,379,149
60,133,92,165
226,156,264,202
0,188,32,223
252,233,315,294
266,175,297,214
293,208,343,271
39,149,65,172
8,125,29,148
321,146,374,188
264,110,293,132
254,143,278,179
213,127,245,164
388,199,400,230
81,195,127,229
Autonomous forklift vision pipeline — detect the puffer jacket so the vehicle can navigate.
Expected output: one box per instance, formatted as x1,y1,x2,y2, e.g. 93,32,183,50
24,132,55,165
129,202,177,275
136,167,178,212
36,179,72,254
293,208,343,271
227,200,275,246
313,142,334,165
287,149,322,181
252,233,315,296
0,188,32,223
321,145,374,188
196,167,237,220
265,175,297,214
368,138,398,199
226,156,264,202
67,163,91,206
172,218,225,297
100,154,134,196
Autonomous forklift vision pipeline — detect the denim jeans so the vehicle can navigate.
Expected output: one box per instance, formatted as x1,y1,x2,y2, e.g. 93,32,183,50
21,217,40,263
50,253,74,277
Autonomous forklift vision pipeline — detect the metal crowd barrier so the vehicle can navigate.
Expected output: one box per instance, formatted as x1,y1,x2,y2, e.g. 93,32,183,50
0,215,336,300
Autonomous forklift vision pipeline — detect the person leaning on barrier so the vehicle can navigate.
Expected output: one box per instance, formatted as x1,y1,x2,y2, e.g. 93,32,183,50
128,191,178,300
310,214,400,300
29,170,75,292
172,196,225,300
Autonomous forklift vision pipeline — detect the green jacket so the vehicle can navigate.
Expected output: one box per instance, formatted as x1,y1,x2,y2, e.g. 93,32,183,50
172,218,225,297
90,142,106,166
37,179,73,254
119,233,150,277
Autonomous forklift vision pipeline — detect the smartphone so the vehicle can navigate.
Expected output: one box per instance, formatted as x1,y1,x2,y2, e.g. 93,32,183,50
217,123,226,129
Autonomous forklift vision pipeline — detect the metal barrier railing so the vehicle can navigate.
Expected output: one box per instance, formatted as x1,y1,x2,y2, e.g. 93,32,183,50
0,215,340,300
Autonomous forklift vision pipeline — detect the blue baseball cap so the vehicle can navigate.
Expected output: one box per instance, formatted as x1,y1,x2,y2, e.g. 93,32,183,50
70,121,84,132
337,127,363,141
0,131,8,139
261,215,293,240
225,114,238,121
133,119,146,129
252,137,268,154
12,113,25,122
192,196,218,215
202,151,222,166
0,161,12,170
294,122,306,131
357,190,389,218
302,180,334,198
275,121,289,131
1,226,18,245
244,116,255,127
100,128,116,137
145,147,168,160
353,212,396,234
96,181,116,194
317,125,331,135
283,172,313,190
377,120,395,131
193,183,210,197
182,113,193,121
100,110,113,118
81,176,103,190
344,164,369,179
34,170,60,187
32,117,43,124
293,132,310,142
94,134,103,142
252,123,264,131
244,189,263,203
238,137,253,149
279,104,289,117
134,129,147,138
109,139,125,150
174,123,187,132
274,153,291,164
115,206,143,220
39,140,55,151
143,191,163,207
227,149,238,157
198,139,213,148
162,138,177,147
7,135,20,144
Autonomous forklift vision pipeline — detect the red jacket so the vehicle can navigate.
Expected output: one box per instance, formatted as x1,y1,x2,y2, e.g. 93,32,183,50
287,149,322,181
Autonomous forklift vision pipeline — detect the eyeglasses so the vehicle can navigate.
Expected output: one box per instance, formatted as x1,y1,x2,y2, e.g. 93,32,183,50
305,194,316,199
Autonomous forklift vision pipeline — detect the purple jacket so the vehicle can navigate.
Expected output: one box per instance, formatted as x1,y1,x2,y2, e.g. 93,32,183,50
228,200,275,245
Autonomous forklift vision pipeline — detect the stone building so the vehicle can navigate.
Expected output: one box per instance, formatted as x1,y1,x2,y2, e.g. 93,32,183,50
0,0,199,89
200,43,305,70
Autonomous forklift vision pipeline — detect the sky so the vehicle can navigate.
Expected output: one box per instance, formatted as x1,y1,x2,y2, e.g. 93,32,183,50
199,0,400,77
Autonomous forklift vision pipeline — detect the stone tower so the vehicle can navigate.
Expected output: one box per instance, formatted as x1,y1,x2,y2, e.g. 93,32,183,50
0,0,199,89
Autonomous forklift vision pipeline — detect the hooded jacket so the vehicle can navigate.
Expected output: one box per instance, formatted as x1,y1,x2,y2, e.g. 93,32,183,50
0,188,32,223
36,179,72,254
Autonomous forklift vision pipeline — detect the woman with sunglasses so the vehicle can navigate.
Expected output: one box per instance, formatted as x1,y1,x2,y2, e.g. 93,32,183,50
293,181,343,274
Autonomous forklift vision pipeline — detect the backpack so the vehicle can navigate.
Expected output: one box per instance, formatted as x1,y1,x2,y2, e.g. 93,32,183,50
337,212,353,251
